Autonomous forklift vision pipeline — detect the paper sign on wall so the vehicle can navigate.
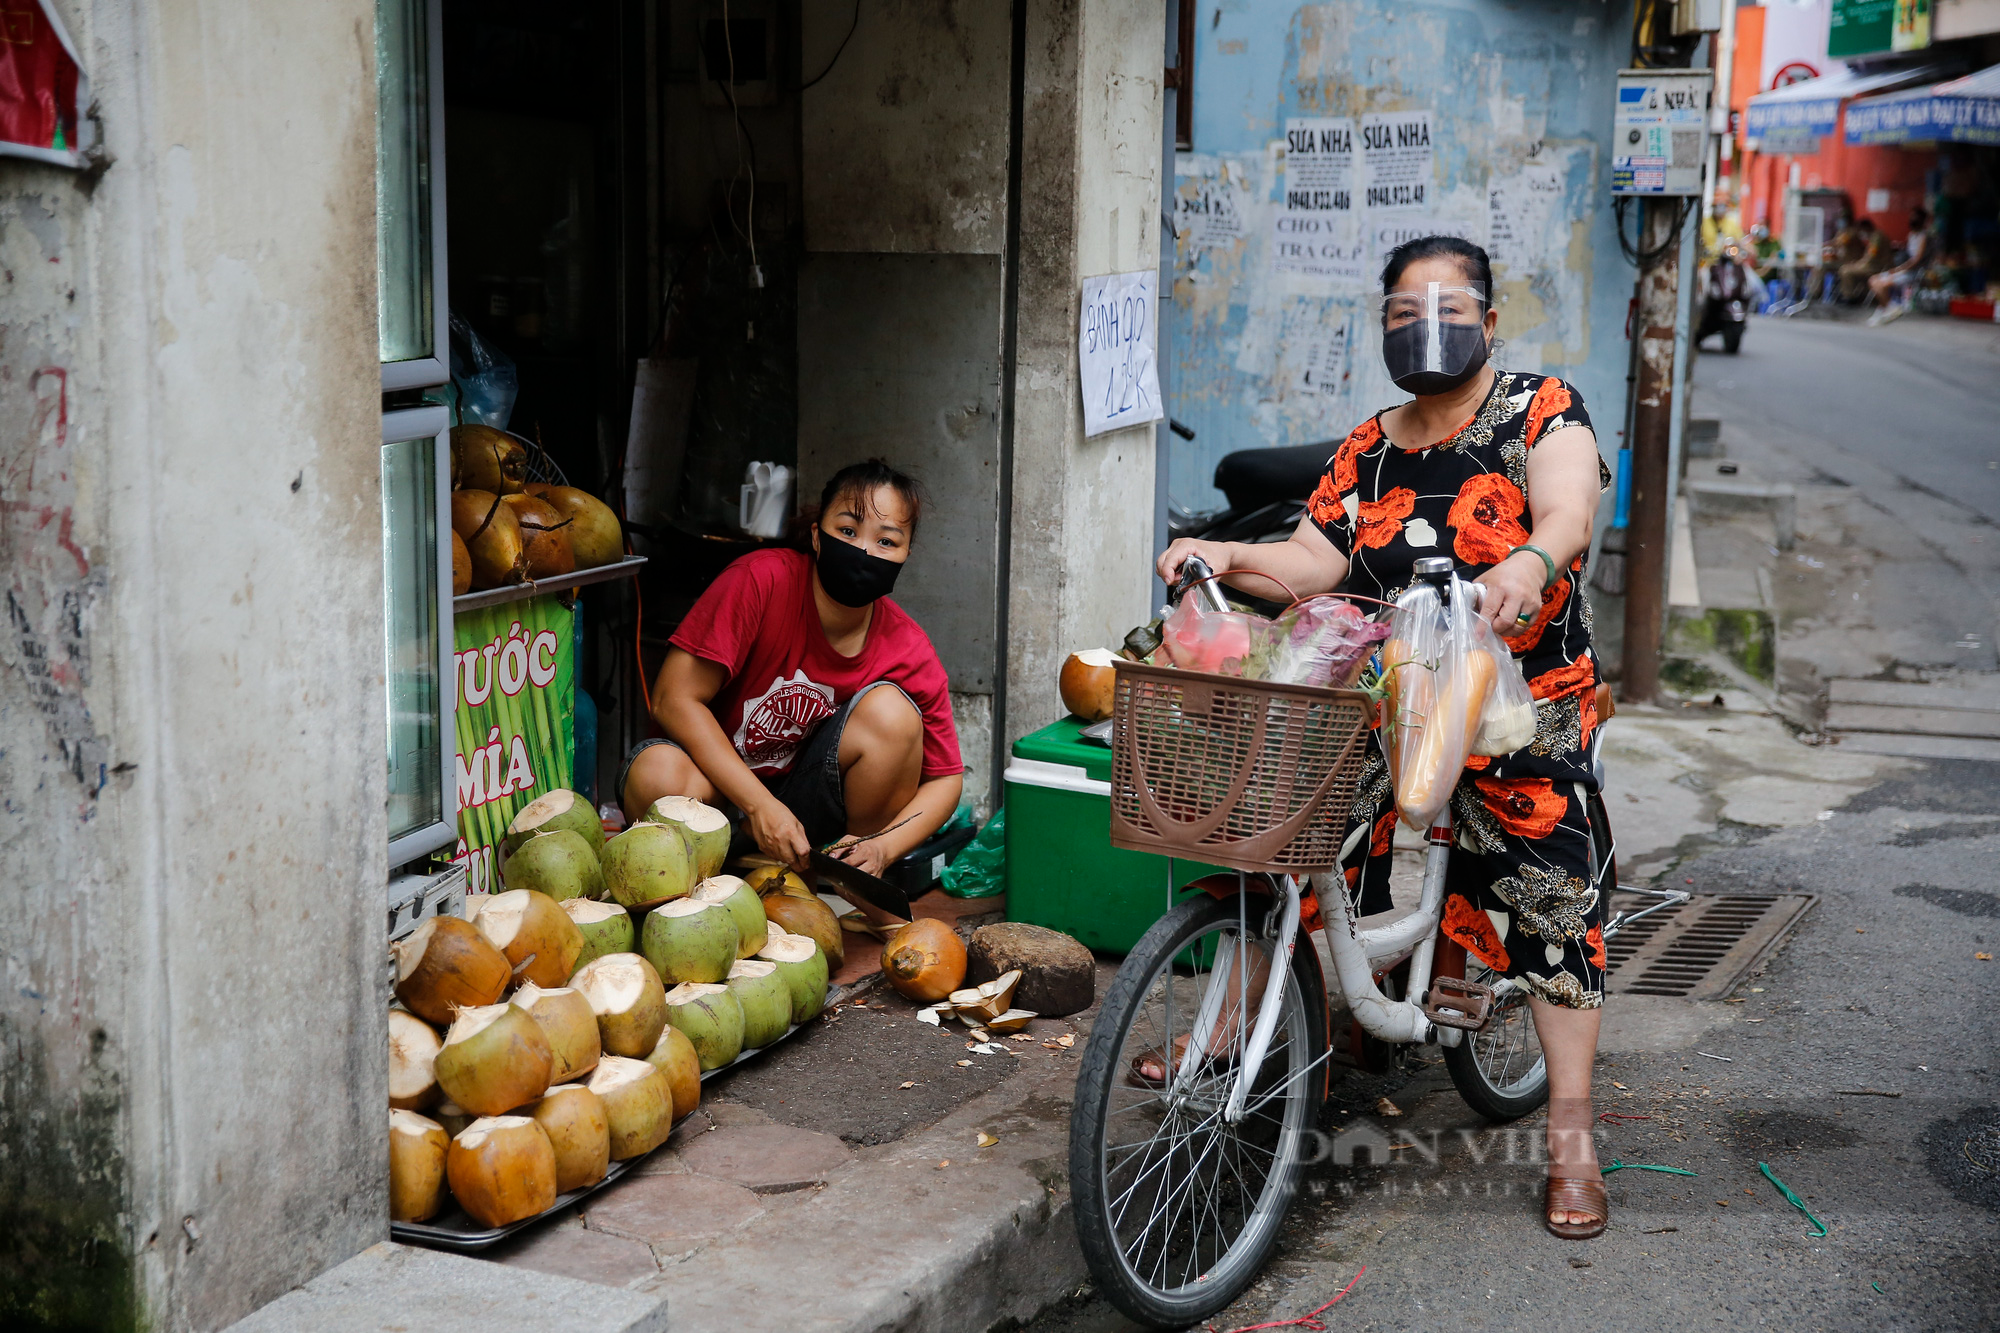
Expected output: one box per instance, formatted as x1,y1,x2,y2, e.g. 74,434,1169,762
1488,163,1567,273
1273,117,1366,282
1361,111,1433,212
1079,270,1166,437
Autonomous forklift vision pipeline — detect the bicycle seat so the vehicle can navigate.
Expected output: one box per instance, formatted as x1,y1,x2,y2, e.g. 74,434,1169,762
1212,442,1336,512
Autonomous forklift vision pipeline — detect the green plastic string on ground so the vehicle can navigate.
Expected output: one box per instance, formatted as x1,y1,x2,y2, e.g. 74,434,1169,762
1759,1161,1829,1237
1600,1160,1698,1176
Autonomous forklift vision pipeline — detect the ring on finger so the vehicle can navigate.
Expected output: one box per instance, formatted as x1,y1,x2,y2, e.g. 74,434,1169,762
1515,609,1535,625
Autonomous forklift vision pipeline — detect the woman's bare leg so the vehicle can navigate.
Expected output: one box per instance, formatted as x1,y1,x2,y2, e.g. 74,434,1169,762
619,744,718,824
837,685,923,835
1531,998,1602,1227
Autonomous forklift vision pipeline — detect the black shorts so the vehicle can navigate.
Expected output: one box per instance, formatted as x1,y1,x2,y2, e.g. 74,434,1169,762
617,681,913,851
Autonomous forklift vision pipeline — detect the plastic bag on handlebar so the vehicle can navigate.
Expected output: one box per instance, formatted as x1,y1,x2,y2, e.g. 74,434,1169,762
1242,595,1391,687
1384,579,1496,831
1467,613,1538,756
1159,593,1259,675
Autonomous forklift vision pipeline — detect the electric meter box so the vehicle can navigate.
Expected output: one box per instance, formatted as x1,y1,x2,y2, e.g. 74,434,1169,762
1612,69,1713,197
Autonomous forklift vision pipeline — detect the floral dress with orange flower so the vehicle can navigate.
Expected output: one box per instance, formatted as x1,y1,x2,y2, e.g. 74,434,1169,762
1310,372,1609,1011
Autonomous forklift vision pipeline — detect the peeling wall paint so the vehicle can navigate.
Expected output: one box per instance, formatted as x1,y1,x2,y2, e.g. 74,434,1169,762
1169,1,1636,507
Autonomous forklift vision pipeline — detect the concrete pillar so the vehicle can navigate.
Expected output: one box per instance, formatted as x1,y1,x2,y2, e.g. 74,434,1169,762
0,1,388,1327
1005,0,1165,754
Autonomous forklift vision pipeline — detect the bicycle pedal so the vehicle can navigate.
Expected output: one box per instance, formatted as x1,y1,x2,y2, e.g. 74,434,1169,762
1422,976,1495,1032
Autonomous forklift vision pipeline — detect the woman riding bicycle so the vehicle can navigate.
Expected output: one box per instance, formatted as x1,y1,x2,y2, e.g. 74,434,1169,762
1157,235,1613,1240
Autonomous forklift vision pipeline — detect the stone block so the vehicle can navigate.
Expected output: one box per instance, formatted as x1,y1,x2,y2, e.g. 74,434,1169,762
966,922,1094,1016
677,1121,853,1192
588,1173,766,1251
222,1242,667,1333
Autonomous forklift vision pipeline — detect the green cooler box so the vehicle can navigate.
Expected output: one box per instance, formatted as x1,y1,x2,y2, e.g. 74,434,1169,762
1004,717,1226,955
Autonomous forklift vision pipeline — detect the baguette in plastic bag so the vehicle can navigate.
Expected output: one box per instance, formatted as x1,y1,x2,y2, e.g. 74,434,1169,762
1384,579,1496,831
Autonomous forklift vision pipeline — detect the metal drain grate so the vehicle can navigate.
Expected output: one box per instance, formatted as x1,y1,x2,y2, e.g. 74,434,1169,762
1606,892,1815,998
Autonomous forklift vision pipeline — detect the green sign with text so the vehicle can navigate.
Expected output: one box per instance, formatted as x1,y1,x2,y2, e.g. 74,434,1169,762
452,596,575,895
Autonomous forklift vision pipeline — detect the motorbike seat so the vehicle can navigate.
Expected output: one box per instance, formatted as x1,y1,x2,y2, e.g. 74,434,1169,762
1212,442,1337,512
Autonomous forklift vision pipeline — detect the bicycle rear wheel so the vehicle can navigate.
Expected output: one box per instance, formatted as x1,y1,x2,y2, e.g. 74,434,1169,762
1069,891,1326,1329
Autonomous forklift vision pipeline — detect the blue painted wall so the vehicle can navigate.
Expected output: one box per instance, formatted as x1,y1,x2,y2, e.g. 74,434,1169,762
1169,1,1638,510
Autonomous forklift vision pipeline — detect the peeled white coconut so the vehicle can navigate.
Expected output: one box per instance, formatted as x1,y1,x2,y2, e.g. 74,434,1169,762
725,959,793,1049
501,829,605,903
1059,647,1120,721
503,788,605,855
755,932,830,1025
689,875,767,958
561,897,635,969
390,915,510,1026
568,953,668,1057
643,1025,702,1123
388,1009,444,1111
663,982,746,1071
641,796,731,880
432,1002,554,1116
948,970,1023,1024
586,1056,676,1160
510,983,602,1084
642,897,740,985
599,822,697,908
528,1083,610,1192
474,889,586,989
389,1109,450,1223
446,1115,557,1228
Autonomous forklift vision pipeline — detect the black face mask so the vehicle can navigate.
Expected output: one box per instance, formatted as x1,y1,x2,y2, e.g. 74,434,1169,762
815,532,904,607
1381,320,1490,396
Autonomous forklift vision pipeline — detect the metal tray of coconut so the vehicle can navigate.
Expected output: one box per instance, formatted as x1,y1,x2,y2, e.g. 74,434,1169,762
393,1020,814,1252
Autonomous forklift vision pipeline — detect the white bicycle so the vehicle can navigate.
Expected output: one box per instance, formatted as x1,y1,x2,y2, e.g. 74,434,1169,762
1067,556,1686,1328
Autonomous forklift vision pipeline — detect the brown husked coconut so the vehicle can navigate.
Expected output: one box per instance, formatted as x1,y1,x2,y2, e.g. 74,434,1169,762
761,891,844,968
389,1109,450,1222
432,1003,554,1117
642,1025,702,1123
882,919,968,1003
1059,648,1120,721
524,483,623,569
474,889,585,989
450,489,528,589
388,1009,444,1111
500,493,577,579
568,953,668,1057
432,1098,473,1138
510,983,602,1083
451,424,527,495
528,1083,610,1193
451,530,472,596
585,1056,675,1160
745,864,814,900
447,1116,557,1227
391,915,511,1026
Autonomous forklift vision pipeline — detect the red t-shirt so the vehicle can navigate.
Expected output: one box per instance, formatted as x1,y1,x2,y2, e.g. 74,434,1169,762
669,548,963,780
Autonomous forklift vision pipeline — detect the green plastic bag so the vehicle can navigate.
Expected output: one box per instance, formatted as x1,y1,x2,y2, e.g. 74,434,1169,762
941,808,1005,898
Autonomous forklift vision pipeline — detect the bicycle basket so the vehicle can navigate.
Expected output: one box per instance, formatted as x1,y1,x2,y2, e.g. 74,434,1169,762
1107,659,1375,875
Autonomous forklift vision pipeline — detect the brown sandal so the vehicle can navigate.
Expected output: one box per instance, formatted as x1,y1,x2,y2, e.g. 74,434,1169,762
1544,1176,1609,1239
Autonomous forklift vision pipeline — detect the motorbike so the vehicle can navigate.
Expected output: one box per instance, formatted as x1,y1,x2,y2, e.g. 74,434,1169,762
1697,254,1751,354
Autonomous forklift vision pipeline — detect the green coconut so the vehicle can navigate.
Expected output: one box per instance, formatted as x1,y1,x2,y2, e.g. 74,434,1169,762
689,876,767,959
432,1002,554,1117
640,796,731,880
567,953,668,1058
641,897,739,985
503,788,604,855
756,931,830,1025
561,897,636,969
501,829,606,902
599,821,697,908
662,982,745,1071
724,959,793,1049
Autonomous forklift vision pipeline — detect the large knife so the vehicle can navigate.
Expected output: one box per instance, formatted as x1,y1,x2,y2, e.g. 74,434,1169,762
808,849,912,922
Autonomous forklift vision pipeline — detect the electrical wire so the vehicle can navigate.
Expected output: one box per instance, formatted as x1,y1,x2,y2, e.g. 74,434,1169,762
1614,195,1695,268
801,0,861,91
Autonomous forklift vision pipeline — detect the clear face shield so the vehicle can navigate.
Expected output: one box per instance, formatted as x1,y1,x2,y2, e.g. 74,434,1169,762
1377,281,1491,396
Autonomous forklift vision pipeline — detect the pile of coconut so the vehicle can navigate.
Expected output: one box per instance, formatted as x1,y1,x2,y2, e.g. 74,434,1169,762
386,790,832,1228
447,425,626,593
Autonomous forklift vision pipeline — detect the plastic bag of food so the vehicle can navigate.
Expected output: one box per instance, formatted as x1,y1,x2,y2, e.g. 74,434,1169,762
1469,615,1537,756
1245,596,1392,688
1383,580,1496,831
1159,593,1260,676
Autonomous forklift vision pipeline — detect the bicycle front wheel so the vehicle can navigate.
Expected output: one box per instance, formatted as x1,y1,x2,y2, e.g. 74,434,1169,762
1069,891,1326,1329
